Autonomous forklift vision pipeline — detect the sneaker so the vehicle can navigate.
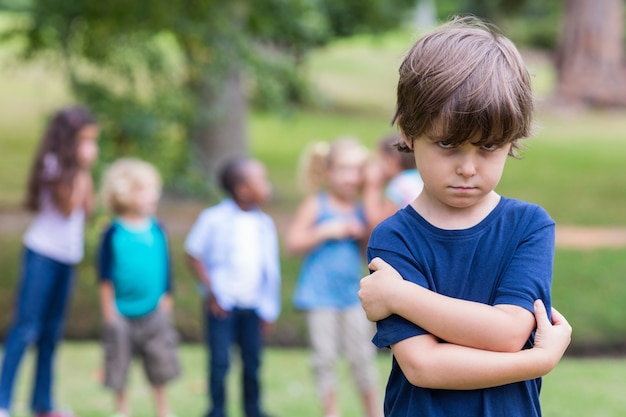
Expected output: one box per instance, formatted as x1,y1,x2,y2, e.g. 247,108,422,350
35,412,79,417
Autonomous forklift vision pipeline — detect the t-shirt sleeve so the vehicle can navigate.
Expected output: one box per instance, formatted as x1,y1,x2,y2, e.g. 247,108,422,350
367,245,431,349
97,225,115,282
157,222,174,294
184,210,210,259
493,206,555,314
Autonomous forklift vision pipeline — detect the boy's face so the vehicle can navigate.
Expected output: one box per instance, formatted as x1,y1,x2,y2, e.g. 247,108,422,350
129,179,160,217
239,161,271,206
407,133,511,211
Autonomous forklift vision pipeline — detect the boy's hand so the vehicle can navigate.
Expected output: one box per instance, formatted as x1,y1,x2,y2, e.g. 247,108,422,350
359,257,403,321
103,306,119,325
261,320,275,339
159,295,173,313
207,296,229,318
532,300,572,369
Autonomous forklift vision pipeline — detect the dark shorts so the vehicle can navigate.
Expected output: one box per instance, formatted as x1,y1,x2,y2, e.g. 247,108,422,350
103,309,180,391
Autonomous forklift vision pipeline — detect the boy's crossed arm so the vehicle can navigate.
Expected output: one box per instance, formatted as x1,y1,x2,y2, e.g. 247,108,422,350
360,257,535,352
359,257,572,390
391,300,570,390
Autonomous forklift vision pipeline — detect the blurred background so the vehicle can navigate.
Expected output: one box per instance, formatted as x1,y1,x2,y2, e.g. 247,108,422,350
1,0,625,354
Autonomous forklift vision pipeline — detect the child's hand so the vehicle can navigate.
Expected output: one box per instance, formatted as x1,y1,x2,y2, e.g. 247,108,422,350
318,218,365,240
261,320,275,339
359,257,404,321
103,307,119,325
159,295,173,313
207,296,229,318
532,300,572,369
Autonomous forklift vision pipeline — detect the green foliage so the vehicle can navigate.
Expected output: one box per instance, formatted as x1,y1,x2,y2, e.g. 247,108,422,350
0,0,420,187
435,0,562,49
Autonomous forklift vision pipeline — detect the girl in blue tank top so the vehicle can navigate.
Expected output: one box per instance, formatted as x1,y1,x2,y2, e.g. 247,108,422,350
287,137,381,417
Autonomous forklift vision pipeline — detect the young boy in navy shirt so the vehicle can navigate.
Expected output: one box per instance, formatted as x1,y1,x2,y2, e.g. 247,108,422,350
358,17,572,417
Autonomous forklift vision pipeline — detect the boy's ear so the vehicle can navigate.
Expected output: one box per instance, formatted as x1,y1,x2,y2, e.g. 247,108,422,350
400,129,413,150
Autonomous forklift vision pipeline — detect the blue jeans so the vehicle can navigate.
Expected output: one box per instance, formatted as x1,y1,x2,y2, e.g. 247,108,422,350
205,307,264,417
0,248,75,414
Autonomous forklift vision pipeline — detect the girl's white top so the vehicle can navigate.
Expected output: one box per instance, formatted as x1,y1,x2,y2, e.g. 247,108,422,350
22,153,86,265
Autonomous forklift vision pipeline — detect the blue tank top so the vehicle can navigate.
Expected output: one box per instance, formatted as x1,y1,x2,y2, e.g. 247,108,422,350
292,192,366,310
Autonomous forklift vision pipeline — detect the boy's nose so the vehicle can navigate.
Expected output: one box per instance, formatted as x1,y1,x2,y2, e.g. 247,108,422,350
456,156,477,177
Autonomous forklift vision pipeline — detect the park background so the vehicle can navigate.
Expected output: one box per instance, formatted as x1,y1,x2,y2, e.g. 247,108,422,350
1,0,626,416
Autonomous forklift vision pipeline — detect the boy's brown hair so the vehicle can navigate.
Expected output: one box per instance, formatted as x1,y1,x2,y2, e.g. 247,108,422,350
393,16,533,156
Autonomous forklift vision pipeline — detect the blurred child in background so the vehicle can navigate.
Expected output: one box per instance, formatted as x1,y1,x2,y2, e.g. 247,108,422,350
363,134,423,231
97,158,180,417
0,106,99,417
286,138,381,417
185,156,281,417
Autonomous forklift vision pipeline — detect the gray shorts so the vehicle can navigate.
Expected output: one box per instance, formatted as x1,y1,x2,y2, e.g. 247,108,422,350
306,306,379,398
103,309,180,391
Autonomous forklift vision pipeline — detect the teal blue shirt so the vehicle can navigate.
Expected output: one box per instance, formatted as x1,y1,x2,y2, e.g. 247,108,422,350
97,217,172,318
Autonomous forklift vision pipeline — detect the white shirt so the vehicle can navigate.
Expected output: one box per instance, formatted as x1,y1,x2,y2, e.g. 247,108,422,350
230,210,264,307
184,199,281,322
23,154,85,264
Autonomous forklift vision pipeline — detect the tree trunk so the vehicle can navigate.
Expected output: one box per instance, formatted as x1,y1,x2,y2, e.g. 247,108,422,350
191,69,248,187
555,0,626,106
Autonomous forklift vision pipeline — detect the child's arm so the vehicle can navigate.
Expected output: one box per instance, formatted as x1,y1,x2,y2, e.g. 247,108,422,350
186,254,211,294
159,293,173,313
286,195,364,255
186,254,227,317
99,281,118,324
59,169,93,217
360,258,535,352
392,300,571,390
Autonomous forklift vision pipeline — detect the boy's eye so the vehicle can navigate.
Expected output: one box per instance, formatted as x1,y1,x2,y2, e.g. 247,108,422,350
437,141,455,149
480,143,499,151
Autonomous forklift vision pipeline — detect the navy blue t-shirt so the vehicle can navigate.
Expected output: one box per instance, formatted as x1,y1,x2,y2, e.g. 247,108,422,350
368,197,555,417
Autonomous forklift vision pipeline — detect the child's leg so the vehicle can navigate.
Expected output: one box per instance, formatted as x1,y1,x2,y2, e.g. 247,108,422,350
103,317,132,416
139,310,180,417
0,249,53,412
307,309,340,417
340,306,380,417
114,389,129,417
151,385,169,417
31,261,75,414
235,309,263,417
206,310,235,417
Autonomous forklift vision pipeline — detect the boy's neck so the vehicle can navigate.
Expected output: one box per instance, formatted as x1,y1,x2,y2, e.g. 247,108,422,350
118,212,151,226
413,191,501,230
233,198,256,212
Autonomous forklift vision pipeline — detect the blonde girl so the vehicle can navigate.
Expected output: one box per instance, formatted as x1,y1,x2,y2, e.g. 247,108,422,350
286,137,380,417
0,106,98,417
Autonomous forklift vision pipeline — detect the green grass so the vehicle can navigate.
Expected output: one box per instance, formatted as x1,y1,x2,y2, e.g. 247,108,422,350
4,343,626,417
552,249,626,352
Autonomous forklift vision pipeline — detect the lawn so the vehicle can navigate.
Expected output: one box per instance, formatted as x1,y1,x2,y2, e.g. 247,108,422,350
3,343,626,417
